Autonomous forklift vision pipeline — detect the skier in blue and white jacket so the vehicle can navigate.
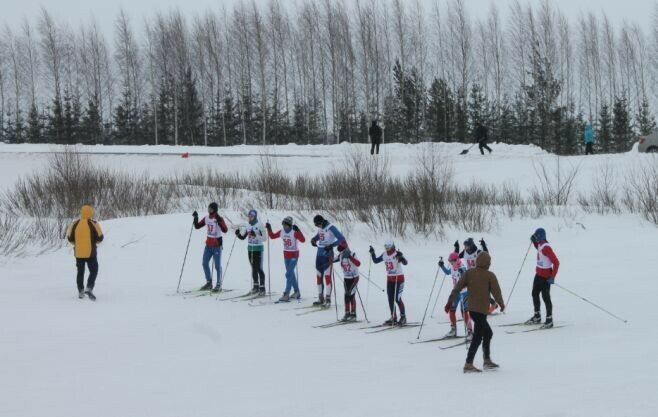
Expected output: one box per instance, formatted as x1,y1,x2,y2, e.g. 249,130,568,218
310,214,346,306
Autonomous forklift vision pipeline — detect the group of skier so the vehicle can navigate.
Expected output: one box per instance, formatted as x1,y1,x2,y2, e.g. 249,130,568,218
67,202,560,373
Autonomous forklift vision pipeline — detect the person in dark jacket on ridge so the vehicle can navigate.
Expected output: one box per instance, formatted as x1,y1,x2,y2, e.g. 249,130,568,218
475,122,492,155
369,120,383,155
446,251,505,373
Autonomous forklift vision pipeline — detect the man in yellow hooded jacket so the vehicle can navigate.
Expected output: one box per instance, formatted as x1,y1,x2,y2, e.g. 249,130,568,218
66,205,104,300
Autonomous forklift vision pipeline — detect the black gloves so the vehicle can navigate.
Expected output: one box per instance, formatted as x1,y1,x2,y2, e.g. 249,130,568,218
292,225,299,232
311,237,318,247
234,229,240,237
454,240,460,253
438,260,445,267
265,222,272,230
480,238,488,252
369,245,375,255
395,251,404,260
192,211,198,218
530,234,537,244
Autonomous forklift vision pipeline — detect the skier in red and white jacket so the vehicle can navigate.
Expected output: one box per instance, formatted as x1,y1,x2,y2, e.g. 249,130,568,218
266,216,305,302
193,202,229,292
525,228,560,328
335,242,361,322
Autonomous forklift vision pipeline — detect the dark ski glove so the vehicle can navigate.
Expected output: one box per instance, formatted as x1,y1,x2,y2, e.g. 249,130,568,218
454,240,460,253
395,251,404,260
192,211,198,218
234,229,241,237
530,234,537,244
265,222,272,230
292,224,300,232
480,238,488,252
369,246,375,255
311,237,318,247
438,260,445,268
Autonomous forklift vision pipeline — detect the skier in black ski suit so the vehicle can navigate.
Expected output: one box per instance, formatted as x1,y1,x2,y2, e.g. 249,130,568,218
369,120,382,155
475,122,492,155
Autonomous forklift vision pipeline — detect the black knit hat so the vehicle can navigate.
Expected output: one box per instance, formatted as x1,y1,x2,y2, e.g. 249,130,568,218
208,202,219,213
313,214,324,226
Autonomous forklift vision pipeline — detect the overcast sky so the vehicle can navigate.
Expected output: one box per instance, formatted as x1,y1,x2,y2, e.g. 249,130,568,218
2,0,655,36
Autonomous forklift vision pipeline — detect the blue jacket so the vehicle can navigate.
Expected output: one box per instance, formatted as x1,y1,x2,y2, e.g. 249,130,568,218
584,124,594,144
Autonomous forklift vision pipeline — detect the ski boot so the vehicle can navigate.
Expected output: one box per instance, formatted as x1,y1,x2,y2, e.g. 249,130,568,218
541,316,554,329
349,312,357,321
525,313,541,325
383,316,398,326
483,358,499,370
340,312,352,322
84,288,96,301
290,291,301,300
445,326,457,338
211,283,223,293
249,286,260,295
312,294,325,306
324,295,331,307
463,363,482,373
397,315,407,326
279,292,290,303
199,282,213,291
466,329,473,341
78,290,85,299
258,286,267,296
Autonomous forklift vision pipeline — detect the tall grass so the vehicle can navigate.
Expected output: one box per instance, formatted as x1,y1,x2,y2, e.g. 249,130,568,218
2,147,657,256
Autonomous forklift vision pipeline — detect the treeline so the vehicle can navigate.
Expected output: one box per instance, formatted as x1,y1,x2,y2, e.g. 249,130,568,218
0,0,657,154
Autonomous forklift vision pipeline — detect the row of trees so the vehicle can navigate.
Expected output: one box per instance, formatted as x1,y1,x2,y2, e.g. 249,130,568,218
0,0,657,153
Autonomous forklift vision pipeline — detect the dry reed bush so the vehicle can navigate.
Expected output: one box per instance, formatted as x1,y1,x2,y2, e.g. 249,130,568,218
623,159,658,224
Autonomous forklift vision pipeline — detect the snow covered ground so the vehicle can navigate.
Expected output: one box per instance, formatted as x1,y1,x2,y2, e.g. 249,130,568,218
0,143,656,417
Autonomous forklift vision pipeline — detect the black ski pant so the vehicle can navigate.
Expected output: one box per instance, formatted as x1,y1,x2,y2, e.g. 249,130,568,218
585,143,594,155
371,141,380,155
479,142,492,154
466,311,493,363
386,281,405,318
76,256,98,291
248,250,266,289
343,277,359,313
532,274,553,317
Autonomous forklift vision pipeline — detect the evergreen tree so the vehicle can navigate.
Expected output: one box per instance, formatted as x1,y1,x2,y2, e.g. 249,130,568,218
612,96,633,152
468,83,489,140
178,66,203,145
524,40,561,151
46,96,65,144
426,77,454,142
636,96,657,136
81,99,102,145
597,103,613,153
26,104,42,143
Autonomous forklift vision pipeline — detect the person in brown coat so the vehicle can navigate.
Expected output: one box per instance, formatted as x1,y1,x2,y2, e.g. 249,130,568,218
445,251,505,373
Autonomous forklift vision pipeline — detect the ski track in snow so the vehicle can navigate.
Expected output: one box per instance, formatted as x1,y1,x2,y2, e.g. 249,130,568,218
1,143,657,417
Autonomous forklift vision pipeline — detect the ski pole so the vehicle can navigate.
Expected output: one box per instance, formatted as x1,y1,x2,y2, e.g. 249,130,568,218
505,242,532,310
216,237,237,300
365,257,372,312
416,264,442,339
555,283,628,323
355,284,369,323
176,224,194,293
332,267,339,321
267,223,271,300
358,272,385,292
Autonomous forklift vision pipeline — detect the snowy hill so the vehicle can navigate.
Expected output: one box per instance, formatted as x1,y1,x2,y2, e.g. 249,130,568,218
0,143,656,417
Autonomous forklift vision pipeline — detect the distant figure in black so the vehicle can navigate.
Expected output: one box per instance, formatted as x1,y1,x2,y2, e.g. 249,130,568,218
369,120,382,155
475,122,492,155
